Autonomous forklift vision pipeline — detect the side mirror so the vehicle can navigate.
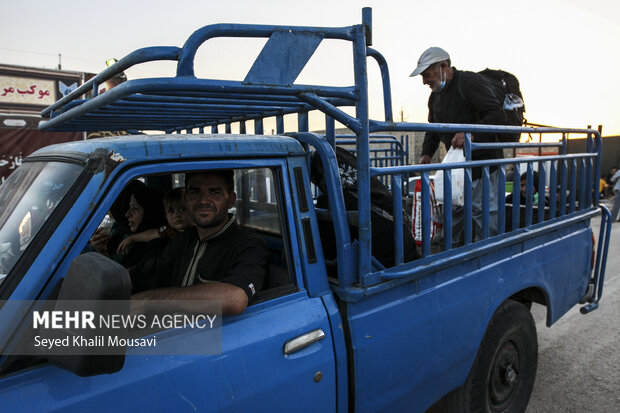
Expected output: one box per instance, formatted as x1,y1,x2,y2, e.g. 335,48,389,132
47,252,131,377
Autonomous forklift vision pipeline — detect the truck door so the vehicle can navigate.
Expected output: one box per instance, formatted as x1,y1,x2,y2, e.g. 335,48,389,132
0,161,337,412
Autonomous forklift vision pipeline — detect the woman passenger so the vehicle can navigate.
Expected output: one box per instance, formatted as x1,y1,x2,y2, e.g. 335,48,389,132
120,184,167,268
90,181,166,268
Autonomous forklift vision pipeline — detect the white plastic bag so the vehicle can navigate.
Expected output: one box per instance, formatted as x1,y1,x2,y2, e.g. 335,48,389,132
433,146,465,206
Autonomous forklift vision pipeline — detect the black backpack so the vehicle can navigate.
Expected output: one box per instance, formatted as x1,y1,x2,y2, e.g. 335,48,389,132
478,68,525,142
310,146,419,270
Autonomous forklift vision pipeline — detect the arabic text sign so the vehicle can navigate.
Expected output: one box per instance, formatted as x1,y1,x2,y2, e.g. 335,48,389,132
0,76,56,106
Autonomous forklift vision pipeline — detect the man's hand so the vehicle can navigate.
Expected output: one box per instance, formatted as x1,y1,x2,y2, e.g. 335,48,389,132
90,228,111,256
451,132,473,149
419,154,431,164
129,296,147,318
131,282,248,316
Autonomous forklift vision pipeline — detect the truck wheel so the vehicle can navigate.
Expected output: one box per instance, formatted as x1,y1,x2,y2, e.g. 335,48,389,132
442,299,538,413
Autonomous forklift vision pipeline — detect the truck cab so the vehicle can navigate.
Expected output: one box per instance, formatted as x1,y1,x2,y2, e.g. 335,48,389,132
0,134,347,411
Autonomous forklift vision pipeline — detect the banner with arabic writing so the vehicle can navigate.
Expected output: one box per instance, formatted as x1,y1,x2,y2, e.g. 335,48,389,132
0,76,56,106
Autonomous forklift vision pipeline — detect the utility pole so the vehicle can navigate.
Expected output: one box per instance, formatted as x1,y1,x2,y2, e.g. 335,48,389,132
58,53,62,70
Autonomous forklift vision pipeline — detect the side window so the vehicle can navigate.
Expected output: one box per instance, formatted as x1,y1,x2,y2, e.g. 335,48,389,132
234,168,280,235
233,168,292,296
87,167,293,299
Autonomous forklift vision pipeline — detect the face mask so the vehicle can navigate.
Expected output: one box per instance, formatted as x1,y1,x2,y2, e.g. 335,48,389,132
438,65,446,92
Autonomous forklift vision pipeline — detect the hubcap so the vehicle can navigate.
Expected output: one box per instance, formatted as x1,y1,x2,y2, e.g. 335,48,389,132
489,341,520,411
504,364,517,386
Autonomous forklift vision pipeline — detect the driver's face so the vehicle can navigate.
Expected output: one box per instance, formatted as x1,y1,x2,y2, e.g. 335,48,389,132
185,174,235,230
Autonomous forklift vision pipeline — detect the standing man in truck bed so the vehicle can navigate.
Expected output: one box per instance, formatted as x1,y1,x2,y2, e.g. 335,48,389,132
411,46,506,243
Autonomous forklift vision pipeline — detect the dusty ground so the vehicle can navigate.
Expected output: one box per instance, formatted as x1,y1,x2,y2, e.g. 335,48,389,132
526,209,620,412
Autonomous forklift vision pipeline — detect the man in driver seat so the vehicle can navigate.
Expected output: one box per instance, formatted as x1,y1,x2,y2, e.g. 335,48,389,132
129,170,269,315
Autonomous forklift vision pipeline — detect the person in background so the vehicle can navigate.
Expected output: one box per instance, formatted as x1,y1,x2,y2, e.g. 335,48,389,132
605,167,617,198
599,177,607,199
609,167,620,222
506,171,542,204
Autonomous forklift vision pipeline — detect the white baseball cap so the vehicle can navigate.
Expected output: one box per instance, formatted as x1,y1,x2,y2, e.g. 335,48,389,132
409,47,450,77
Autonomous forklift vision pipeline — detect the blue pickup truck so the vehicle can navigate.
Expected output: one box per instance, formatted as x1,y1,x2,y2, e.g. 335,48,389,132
0,8,611,413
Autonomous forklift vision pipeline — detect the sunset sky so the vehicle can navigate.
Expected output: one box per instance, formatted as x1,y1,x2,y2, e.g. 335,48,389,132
2,0,618,136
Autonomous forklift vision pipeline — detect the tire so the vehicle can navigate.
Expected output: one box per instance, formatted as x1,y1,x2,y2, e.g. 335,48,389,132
441,299,538,413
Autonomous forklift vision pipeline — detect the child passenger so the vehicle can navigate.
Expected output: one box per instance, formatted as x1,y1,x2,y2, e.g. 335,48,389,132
117,188,193,255
506,171,543,205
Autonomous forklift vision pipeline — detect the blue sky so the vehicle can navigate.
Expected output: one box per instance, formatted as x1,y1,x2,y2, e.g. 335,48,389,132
2,0,619,135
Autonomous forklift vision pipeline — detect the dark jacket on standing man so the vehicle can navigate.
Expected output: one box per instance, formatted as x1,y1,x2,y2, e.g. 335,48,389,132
421,69,506,179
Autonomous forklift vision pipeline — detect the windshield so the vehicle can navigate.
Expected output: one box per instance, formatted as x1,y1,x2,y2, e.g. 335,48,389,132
0,161,83,285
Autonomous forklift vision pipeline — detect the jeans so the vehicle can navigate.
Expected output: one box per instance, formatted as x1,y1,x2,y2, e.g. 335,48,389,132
452,170,499,244
612,190,620,222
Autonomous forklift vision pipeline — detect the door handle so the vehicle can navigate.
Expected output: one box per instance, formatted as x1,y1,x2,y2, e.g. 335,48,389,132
284,329,326,355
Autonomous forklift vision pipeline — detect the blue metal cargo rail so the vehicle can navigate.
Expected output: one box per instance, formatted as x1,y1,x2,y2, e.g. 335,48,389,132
39,8,611,311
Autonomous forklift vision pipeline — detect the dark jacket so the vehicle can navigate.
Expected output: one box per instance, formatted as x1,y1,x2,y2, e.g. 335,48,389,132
422,69,506,179
130,218,268,302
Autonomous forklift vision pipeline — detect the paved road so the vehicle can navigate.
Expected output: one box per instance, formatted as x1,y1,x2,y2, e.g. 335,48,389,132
526,211,620,412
